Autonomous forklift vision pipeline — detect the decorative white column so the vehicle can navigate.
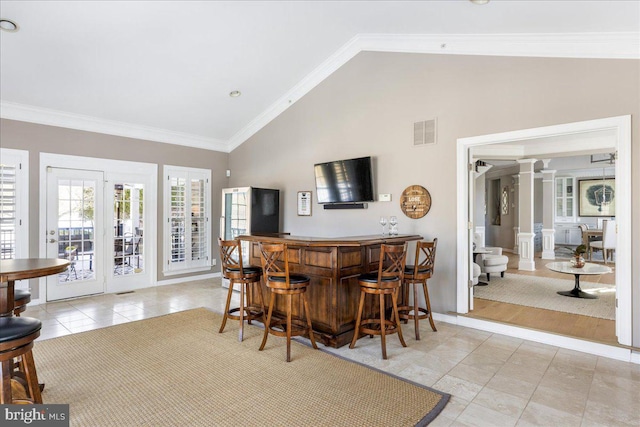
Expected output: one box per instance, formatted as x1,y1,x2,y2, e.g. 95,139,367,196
517,159,536,271
541,162,556,259
511,175,519,254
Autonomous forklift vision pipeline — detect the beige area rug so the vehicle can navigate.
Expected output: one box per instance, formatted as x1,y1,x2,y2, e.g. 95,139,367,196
33,308,449,427
474,274,615,320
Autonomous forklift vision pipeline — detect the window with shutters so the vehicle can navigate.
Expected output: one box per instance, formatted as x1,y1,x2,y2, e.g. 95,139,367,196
163,166,211,274
0,148,28,260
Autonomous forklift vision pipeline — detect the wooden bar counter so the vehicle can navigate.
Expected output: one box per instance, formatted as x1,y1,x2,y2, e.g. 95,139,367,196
239,234,422,348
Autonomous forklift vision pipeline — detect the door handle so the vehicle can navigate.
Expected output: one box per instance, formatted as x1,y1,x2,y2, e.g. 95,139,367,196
48,239,57,243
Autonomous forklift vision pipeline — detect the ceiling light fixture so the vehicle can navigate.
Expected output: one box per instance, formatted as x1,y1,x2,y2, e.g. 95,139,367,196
229,90,241,98
469,0,490,4
0,19,19,32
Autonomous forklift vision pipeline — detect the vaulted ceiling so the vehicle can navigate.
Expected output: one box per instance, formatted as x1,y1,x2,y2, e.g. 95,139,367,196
1,1,638,152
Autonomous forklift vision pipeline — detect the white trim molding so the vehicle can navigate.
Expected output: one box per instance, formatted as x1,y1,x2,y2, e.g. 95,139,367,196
1,101,228,153
2,32,638,153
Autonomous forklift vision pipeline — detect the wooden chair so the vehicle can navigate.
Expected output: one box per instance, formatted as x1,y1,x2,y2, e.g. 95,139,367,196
590,220,616,264
398,238,438,340
579,224,602,259
218,238,266,342
350,242,408,360
258,242,317,362
1,317,43,404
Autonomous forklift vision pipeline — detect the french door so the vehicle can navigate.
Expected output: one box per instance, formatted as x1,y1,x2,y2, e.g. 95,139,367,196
46,168,105,300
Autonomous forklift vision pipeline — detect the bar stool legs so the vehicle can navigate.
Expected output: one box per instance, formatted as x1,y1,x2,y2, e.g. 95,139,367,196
259,287,317,362
219,278,266,342
350,243,408,360
350,286,406,360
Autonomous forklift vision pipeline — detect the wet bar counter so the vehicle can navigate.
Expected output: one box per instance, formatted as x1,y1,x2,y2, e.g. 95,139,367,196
238,234,422,348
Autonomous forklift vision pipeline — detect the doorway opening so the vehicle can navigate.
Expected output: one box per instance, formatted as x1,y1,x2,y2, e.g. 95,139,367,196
40,154,157,301
456,116,632,357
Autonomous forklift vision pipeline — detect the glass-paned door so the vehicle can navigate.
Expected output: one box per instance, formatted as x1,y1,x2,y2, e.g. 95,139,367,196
113,183,144,276
46,168,105,301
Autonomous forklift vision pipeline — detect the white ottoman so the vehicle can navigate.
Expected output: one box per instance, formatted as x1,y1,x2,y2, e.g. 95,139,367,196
481,254,508,281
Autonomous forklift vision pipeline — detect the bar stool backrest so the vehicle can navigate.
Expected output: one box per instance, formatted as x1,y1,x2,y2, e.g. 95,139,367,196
411,238,438,280
258,242,290,289
376,243,408,285
218,238,245,277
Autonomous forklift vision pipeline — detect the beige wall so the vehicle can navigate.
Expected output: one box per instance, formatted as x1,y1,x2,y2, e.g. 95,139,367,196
229,52,640,346
0,119,229,297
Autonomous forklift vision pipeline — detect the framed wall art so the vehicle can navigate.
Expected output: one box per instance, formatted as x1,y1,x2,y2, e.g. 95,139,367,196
297,191,312,216
578,178,615,217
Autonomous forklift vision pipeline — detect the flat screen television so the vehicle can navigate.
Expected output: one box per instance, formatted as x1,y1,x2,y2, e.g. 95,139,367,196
314,156,375,204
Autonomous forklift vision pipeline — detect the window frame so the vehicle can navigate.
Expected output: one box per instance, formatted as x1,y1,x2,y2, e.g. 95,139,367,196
0,148,29,260
163,165,212,275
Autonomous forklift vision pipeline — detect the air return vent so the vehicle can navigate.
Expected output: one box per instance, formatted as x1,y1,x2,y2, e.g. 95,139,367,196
413,119,437,146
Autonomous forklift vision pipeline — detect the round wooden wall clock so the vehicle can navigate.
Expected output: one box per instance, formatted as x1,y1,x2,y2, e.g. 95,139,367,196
400,185,432,219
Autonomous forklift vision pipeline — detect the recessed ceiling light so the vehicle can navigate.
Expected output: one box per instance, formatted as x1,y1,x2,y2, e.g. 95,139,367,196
229,90,241,98
0,19,19,32
469,0,490,4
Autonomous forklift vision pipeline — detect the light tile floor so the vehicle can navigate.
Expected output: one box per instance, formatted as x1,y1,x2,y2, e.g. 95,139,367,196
24,279,640,427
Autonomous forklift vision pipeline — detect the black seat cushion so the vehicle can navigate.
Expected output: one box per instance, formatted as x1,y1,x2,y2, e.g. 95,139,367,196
226,266,262,275
0,317,42,344
268,274,310,285
358,272,401,283
404,265,432,275
14,289,31,303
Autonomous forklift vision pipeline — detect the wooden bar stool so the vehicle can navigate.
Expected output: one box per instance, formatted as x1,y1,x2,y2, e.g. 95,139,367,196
258,242,317,362
398,238,438,340
1,317,43,404
13,289,31,317
218,238,266,342
350,242,408,360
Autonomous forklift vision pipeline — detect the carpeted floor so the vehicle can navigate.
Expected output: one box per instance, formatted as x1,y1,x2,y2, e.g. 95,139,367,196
474,274,615,320
33,308,449,427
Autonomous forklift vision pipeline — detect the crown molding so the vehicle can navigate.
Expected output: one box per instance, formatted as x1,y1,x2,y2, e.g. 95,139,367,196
2,32,638,152
0,101,228,152
228,32,640,151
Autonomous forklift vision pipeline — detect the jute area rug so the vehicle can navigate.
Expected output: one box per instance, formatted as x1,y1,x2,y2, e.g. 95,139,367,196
474,274,615,320
34,308,449,427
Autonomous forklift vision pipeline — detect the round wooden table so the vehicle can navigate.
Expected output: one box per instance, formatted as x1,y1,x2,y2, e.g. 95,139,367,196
0,258,70,316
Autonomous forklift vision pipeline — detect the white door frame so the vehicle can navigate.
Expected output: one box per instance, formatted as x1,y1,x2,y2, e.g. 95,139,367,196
39,153,157,300
456,115,632,347
45,167,105,300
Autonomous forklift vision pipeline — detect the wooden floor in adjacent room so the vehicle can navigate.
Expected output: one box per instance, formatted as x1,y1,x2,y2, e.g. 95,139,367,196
468,252,617,346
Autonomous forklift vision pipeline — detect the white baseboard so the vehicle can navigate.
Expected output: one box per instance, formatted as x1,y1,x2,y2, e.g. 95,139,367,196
156,272,221,287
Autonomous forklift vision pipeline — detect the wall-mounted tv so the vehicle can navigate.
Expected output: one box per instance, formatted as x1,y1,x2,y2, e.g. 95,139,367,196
314,156,375,204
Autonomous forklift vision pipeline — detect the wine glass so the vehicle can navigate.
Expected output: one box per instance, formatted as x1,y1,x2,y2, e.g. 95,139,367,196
379,217,388,235
389,216,398,235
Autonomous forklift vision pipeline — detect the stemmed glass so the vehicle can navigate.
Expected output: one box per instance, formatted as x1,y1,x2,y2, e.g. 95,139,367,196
379,217,388,235
389,216,398,235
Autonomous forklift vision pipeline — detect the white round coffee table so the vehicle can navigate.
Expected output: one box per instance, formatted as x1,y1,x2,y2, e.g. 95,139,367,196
545,262,612,299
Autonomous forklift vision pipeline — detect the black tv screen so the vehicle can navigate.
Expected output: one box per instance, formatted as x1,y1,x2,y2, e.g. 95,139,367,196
314,156,374,204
